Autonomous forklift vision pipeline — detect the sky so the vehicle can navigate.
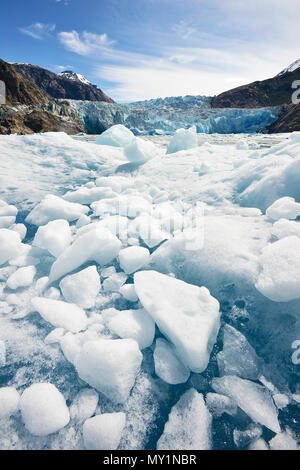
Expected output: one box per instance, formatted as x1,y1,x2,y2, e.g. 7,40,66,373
1,0,299,102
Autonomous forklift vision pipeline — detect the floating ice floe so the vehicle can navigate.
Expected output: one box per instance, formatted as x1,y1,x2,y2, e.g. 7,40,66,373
96,124,134,147
105,308,155,350
166,126,198,154
134,270,220,373
49,228,122,282
69,388,99,423
157,388,212,450
119,283,138,302
118,246,150,274
0,229,23,266
266,196,300,220
212,375,281,433
255,235,300,302
6,265,36,290
31,297,87,333
0,387,20,419
205,392,237,417
83,412,126,450
59,266,101,309
74,338,142,403
25,195,88,226
217,324,261,380
153,338,190,384
20,383,70,436
33,219,72,257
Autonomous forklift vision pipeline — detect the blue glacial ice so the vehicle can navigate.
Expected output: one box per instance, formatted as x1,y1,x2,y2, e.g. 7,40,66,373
69,95,280,135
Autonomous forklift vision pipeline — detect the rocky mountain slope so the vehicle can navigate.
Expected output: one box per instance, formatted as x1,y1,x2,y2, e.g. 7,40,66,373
213,62,300,108
0,59,49,106
14,63,114,103
266,103,300,133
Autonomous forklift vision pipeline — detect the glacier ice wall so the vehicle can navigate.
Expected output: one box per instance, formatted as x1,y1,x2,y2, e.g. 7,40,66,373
68,95,280,135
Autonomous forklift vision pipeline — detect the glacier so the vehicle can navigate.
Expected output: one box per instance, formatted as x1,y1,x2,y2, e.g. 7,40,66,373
68,95,280,135
0,130,299,450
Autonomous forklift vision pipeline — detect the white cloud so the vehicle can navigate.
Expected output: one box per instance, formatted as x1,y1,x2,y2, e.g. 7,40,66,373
58,31,115,55
172,21,196,40
19,23,56,40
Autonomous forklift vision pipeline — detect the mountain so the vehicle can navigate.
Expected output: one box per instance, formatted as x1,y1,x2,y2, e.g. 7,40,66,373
212,60,300,108
14,63,114,103
266,103,300,133
0,59,49,106
58,70,94,86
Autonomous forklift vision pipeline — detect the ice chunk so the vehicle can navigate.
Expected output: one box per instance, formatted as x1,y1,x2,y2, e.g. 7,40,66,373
96,124,134,147
131,214,170,248
101,266,116,278
74,338,142,403
233,424,262,448
273,393,290,409
124,137,158,163
248,438,269,450
33,219,72,257
76,214,91,228
271,218,300,240
64,186,116,205
0,229,22,265
205,392,237,417
59,266,100,309
255,236,300,302
157,388,211,450
212,375,281,433
83,412,126,450
134,271,220,373
31,297,87,333
44,328,65,345
49,228,122,282
11,223,27,240
6,265,36,290
266,197,300,221
0,204,18,217
166,126,198,154
69,388,99,422
269,430,299,450
119,283,138,302
0,340,6,367
25,195,88,226
91,195,151,218
118,246,150,274
102,272,127,292
60,332,82,364
0,216,16,228
217,324,261,380
153,338,190,384
0,387,20,419
106,308,155,349
20,383,70,436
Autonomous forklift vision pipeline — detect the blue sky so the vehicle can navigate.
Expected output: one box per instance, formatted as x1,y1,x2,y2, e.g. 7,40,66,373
1,0,299,101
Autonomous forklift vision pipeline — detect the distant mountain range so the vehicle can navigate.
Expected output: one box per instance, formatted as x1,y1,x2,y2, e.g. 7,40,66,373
0,58,299,134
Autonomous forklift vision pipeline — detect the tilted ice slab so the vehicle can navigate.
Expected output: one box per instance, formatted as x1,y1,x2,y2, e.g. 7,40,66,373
31,297,87,333
212,375,281,433
157,388,212,450
49,228,122,282
33,219,72,257
59,265,101,309
134,270,220,373
153,338,190,384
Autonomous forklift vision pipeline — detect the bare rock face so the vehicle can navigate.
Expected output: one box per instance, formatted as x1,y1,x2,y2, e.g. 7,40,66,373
0,59,49,106
0,107,84,135
266,104,300,133
212,67,300,109
14,63,114,103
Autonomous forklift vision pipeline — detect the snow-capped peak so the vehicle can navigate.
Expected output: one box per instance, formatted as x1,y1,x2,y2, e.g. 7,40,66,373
277,59,300,76
58,70,92,86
